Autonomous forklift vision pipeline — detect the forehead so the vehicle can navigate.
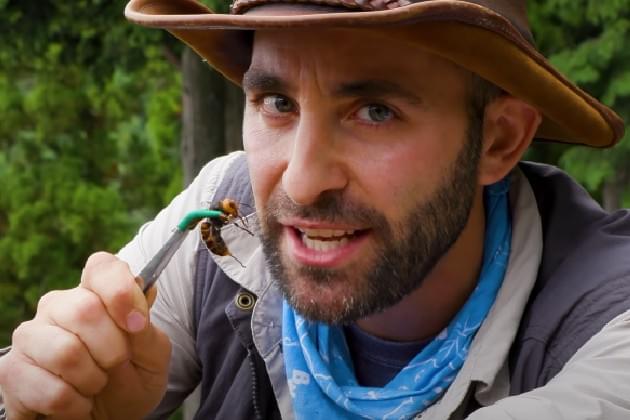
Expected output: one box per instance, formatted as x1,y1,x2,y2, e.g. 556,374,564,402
247,28,470,90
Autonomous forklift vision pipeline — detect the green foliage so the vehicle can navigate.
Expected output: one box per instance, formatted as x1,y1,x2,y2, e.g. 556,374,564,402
0,0,182,345
0,0,628,346
198,0,231,13
528,0,630,204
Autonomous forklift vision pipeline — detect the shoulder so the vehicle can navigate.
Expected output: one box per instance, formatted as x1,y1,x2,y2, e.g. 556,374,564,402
471,309,630,420
519,161,630,293
511,162,630,390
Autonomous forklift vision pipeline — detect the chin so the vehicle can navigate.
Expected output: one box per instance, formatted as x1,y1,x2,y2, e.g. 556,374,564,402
279,265,387,324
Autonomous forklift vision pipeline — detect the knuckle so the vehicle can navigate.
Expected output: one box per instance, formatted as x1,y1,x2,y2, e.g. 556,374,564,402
110,259,134,284
85,251,114,268
81,252,115,285
37,290,63,312
114,257,132,274
109,277,136,307
96,335,131,369
11,319,35,344
71,292,104,324
52,335,85,371
46,381,78,413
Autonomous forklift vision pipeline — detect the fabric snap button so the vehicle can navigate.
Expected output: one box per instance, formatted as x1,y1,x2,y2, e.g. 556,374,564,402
235,291,256,311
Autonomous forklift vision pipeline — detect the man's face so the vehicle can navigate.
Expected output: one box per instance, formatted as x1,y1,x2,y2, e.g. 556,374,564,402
243,28,481,324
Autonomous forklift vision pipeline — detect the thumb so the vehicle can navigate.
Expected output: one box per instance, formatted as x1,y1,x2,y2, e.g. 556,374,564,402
127,282,170,370
127,320,172,386
134,278,158,309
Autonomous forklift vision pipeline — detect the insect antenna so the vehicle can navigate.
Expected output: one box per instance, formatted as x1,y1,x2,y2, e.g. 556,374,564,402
234,202,255,229
232,221,255,236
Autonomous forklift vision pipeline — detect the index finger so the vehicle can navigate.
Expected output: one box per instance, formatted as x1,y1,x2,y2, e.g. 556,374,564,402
80,252,150,334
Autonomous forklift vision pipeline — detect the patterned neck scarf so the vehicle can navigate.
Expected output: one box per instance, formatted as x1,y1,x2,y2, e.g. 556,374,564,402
282,179,512,419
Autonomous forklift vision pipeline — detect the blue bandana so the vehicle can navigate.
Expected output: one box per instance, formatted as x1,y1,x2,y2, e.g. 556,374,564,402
282,179,512,419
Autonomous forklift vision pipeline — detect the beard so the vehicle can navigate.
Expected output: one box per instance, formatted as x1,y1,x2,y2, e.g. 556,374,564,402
259,132,481,324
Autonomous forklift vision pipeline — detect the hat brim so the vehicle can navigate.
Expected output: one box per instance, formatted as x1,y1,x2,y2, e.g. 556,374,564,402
125,0,625,147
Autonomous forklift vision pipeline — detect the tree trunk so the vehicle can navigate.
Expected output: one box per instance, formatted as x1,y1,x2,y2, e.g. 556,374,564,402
180,47,245,187
181,47,227,186
602,168,627,212
224,79,245,152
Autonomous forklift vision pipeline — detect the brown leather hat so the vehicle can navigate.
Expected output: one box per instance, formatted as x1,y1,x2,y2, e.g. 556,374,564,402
125,0,625,147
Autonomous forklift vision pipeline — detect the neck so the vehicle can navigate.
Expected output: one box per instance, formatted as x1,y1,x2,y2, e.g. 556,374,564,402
356,188,486,342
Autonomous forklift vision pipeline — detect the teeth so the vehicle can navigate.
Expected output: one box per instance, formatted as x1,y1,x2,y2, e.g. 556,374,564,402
299,228,356,238
302,235,349,251
296,227,358,252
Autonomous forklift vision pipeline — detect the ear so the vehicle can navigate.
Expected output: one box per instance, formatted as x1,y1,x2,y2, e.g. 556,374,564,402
477,96,542,185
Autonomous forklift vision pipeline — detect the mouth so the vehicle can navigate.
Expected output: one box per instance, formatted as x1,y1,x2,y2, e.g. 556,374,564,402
297,227,362,251
285,225,370,267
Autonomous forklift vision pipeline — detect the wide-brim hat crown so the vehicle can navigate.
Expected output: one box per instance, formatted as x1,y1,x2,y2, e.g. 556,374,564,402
125,0,625,148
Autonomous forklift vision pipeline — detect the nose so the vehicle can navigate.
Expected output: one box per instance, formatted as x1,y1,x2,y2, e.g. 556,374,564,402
282,112,348,205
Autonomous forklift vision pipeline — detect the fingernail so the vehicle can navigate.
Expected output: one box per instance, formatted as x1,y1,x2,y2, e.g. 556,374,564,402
126,311,146,332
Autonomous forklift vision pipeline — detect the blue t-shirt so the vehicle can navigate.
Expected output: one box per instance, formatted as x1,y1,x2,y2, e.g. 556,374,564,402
344,324,431,387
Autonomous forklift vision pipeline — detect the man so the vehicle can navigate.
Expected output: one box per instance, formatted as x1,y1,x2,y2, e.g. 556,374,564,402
0,0,628,419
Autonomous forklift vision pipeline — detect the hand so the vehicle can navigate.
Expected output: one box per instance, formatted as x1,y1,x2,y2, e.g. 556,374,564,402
0,252,172,420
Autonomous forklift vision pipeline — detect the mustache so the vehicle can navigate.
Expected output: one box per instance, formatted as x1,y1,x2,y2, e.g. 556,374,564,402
263,190,385,227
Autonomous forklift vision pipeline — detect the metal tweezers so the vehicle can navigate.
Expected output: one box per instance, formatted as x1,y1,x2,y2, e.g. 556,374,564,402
138,209,223,294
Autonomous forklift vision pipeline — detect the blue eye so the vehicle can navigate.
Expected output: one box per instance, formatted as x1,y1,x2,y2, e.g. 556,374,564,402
262,95,294,114
357,104,394,123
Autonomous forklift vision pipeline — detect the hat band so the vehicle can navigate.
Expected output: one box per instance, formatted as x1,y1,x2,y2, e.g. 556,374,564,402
230,0,533,44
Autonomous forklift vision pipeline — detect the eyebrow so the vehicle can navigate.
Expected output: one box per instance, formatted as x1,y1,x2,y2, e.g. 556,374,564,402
333,80,424,105
242,68,290,93
242,69,423,105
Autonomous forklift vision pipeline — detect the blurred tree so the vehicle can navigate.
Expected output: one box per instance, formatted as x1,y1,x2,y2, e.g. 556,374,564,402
181,0,244,186
528,0,630,210
180,47,244,185
0,0,182,345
